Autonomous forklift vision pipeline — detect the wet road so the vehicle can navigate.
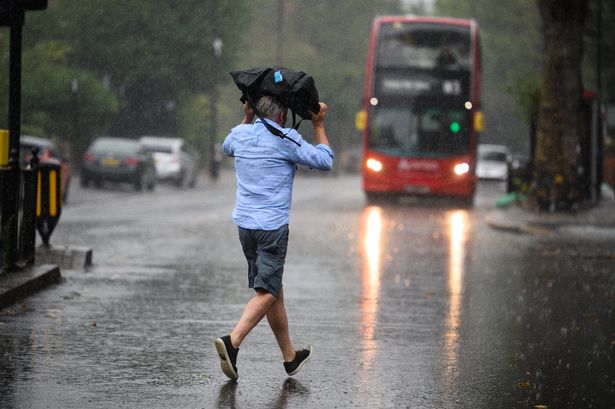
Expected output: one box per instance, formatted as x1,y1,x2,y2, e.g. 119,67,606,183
1,170,614,408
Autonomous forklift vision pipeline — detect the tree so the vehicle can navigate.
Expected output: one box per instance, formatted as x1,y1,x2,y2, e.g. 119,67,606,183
0,36,118,157
436,0,543,153
25,0,249,137
533,0,588,207
21,41,118,155
231,0,403,159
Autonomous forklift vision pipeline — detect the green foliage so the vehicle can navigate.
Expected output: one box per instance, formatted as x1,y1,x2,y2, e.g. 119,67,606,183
508,71,542,123
4,0,405,168
230,0,402,152
437,0,542,153
178,94,211,160
20,41,119,155
25,0,249,137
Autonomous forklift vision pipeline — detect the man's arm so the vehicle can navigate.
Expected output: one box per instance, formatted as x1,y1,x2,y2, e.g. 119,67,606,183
287,101,333,171
311,102,330,147
223,101,256,156
241,101,255,125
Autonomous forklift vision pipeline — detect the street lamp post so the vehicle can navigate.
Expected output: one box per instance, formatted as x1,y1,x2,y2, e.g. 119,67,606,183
209,36,222,180
276,0,284,65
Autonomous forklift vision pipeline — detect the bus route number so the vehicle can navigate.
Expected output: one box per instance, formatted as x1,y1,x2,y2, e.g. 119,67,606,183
442,80,461,95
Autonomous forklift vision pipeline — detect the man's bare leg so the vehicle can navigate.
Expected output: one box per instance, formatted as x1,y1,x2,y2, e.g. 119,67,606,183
265,288,295,362
230,289,276,348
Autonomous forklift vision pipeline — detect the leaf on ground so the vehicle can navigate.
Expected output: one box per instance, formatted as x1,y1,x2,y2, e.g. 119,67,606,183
517,381,531,389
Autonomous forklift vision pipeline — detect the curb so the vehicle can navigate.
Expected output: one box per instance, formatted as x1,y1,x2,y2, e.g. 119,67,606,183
36,245,93,270
0,264,62,310
484,211,553,235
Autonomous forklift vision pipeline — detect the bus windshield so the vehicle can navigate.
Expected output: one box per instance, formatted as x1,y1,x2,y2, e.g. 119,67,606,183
368,105,471,157
377,23,471,70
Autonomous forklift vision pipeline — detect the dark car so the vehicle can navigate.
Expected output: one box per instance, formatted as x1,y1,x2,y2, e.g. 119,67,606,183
20,135,72,203
81,137,156,191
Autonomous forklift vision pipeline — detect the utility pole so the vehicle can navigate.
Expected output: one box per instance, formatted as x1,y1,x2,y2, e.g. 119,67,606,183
595,0,603,201
276,0,284,65
1,1,24,271
210,0,222,180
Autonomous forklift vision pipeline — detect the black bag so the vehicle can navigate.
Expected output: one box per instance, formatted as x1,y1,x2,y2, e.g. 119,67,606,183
230,67,321,145
230,66,320,120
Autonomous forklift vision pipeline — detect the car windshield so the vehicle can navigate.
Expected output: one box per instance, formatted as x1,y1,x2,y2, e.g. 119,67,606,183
92,139,139,155
142,144,173,154
368,105,471,157
479,151,508,162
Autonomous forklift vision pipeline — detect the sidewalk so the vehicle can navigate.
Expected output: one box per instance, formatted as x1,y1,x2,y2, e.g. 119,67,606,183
0,243,93,309
485,196,615,236
0,264,61,309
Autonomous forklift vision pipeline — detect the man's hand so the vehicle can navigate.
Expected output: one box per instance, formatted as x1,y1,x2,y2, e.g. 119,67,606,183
310,102,327,128
310,102,330,147
242,101,255,124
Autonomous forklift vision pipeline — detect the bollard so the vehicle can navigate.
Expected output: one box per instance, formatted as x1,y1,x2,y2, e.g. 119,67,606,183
18,164,38,265
0,129,8,167
35,162,62,247
0,162,19,272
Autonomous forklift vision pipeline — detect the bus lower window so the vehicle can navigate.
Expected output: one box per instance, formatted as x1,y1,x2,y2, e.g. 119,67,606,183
368,106,470,157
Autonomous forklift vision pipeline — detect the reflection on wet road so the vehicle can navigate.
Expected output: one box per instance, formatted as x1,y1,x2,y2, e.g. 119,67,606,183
443,210,469,392
1,174,613,408
359,206,382,370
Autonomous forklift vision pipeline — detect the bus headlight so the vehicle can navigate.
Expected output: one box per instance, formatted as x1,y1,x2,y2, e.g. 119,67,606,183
454,162,470,176
366,158,383,172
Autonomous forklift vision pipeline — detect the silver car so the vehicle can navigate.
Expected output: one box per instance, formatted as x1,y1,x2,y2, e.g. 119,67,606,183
139,136,199,187
476,144,512,181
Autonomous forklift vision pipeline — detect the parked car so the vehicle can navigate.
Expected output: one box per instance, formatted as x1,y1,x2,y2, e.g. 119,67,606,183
476,144,512,181
20,135,72,203
81,137,156,191
139,136,199,187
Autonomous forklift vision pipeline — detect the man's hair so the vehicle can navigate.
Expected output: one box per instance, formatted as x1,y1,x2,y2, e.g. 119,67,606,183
256,95,287,123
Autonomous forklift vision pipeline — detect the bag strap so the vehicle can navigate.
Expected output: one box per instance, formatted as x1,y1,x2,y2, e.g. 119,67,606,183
291,111,305,131
244,92,301,147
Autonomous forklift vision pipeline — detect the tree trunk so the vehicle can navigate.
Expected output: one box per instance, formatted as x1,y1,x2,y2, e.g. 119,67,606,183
534,0,588,210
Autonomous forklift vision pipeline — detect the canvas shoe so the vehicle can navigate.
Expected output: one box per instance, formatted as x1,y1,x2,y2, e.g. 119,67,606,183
284,345,313,376
215,335,239,381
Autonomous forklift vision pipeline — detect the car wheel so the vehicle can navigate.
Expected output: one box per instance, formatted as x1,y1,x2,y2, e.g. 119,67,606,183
134,172,144,191
62,179,71,204
188,174,197,188
174,171,185,188
365,192,391,205
147,171,156,191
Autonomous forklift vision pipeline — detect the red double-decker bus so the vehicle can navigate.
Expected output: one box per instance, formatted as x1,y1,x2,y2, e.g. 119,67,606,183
360,16,482,204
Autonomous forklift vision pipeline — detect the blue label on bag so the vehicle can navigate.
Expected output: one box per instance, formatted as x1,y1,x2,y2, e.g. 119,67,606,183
274,70,283,83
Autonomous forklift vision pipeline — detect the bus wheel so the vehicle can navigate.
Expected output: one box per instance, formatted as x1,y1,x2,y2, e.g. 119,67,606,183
458,196,474,209
365,192,389,205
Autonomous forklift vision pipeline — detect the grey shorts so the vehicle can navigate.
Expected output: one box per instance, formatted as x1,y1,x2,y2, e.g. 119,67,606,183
237,224,289,299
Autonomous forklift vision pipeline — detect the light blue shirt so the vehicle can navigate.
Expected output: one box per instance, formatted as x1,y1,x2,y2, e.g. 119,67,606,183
223,118,334,230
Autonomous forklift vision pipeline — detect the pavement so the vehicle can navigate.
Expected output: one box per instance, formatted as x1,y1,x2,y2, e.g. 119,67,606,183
0,264,61,309
2,186,614,310
0,245,92,310
485,194,615,237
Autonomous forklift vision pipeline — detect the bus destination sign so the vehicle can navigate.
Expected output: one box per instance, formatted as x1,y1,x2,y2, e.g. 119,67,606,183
375,70,470,100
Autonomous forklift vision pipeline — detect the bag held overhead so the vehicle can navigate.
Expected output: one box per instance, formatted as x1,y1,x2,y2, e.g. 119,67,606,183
230,67,320,145
230,67,320,120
